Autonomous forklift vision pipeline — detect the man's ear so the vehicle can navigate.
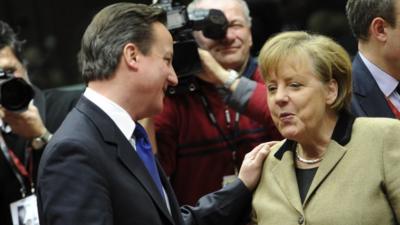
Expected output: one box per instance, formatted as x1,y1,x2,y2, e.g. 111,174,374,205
123,43,139,69
370,17,389,42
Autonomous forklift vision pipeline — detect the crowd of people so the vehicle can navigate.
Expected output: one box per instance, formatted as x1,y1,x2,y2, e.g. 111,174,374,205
0,0,399,225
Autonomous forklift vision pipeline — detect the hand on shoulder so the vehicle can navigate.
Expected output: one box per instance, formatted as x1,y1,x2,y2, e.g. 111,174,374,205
238,141,279,190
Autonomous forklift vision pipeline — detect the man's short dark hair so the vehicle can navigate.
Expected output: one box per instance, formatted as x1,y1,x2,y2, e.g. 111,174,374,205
78,3,166,83
346,0,396,41
0,20,25,64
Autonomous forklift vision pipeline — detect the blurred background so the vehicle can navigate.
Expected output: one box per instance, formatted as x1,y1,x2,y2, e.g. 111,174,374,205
0,0,356,89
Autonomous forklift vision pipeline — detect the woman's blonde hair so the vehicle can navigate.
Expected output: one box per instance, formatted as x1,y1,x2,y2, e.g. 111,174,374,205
258,31,352,112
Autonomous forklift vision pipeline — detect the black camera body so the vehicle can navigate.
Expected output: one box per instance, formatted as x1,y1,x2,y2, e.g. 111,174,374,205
0,69,34,112
156,0,228,95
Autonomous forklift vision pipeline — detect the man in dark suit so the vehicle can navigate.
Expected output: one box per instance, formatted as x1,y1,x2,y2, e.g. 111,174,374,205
0,20,81,225
346,0,400,118
37,3,271,225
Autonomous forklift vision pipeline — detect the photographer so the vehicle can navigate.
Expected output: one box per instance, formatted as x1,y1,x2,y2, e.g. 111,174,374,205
0,20,80,225
154,0,281,205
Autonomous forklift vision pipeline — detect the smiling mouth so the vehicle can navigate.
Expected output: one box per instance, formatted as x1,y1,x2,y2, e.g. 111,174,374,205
221,47,239,52
217,45,240,52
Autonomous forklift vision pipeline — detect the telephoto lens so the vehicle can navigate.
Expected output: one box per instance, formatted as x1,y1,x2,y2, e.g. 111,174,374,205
0,69,34,112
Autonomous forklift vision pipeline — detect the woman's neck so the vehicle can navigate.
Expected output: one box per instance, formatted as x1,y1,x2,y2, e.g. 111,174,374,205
296,111,338,168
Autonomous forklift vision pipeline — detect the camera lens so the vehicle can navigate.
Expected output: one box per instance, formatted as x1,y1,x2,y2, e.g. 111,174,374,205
0,77,34,111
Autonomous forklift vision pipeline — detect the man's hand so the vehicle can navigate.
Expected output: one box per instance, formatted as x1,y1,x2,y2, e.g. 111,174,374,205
238,141,279,191
0,104,47,139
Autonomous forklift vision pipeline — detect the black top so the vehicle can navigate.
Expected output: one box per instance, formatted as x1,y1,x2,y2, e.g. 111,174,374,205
295,167,318,203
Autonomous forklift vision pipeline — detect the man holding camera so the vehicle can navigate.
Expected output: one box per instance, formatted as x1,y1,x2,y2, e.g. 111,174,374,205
0,20,80,225
154,0,281,206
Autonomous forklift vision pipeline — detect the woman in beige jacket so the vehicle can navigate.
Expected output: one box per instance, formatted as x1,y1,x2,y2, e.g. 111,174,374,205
252,31,400,225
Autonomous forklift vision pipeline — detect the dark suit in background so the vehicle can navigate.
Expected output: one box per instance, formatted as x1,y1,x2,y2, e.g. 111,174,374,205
346,0,400,119
43,86,83,133
351,53,395,118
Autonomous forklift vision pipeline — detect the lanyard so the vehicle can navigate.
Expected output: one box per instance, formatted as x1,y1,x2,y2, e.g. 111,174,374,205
194,58,257,174
198,90,240,174
0,133,32,197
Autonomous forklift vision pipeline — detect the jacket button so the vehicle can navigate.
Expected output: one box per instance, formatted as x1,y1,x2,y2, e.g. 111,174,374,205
298,216,304,224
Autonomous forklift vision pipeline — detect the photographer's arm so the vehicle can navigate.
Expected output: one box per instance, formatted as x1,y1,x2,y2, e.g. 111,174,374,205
197,49,281,140
197,48,240,91
197,49,270,123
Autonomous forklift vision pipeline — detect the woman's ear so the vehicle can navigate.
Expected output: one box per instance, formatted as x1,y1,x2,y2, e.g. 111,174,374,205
326,79,338,105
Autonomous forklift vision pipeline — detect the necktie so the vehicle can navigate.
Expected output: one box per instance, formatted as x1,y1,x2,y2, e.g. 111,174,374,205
133,123,165,199
396,83,400,95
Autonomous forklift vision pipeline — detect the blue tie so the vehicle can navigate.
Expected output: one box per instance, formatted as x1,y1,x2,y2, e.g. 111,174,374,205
134,123,165,199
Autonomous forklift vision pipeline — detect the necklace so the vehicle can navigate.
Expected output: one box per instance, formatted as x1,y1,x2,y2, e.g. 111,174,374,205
295,148,323,164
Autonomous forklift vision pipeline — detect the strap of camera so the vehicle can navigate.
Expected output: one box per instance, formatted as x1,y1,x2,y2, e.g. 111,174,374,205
196,57,259,174
198,90,240,175
0,133,30,197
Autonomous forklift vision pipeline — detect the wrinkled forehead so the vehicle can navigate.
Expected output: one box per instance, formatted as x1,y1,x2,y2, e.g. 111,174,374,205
194,0,232,8
193,0,244,17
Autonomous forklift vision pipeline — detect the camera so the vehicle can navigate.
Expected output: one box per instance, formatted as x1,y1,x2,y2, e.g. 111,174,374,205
155,0,228,95
0,69,35,112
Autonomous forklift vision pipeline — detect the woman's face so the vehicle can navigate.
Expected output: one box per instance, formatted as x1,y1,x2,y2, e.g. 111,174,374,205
266,55,337,142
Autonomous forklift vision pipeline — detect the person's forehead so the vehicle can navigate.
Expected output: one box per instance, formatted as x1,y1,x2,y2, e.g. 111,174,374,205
197,1,246,25
195,0,243,14
0,46,20,65
151,22,173,51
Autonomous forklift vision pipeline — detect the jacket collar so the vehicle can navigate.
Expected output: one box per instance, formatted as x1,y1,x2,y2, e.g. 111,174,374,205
242,57,258,79
271,110,355,211
274,110,355,160
352,53,395,117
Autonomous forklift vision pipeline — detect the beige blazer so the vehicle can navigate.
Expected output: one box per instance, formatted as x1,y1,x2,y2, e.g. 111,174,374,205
253,117,400,225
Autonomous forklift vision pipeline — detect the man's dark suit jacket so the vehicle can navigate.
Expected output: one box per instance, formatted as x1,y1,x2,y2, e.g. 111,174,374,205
351,53,396,118
0,86,82,225
37,96,252,225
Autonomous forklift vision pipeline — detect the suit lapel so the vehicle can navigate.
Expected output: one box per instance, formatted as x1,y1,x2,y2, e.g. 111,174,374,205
76,97,174,224
157,160,182,225
117,142,174,224
352,54,395,117
272,150,303,214
304,141,347,205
